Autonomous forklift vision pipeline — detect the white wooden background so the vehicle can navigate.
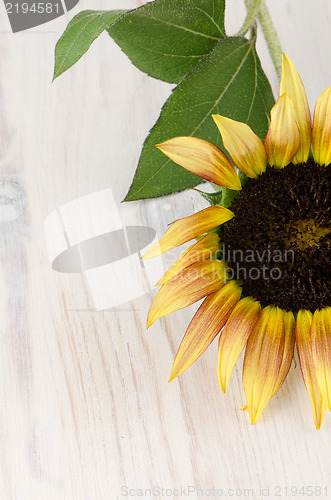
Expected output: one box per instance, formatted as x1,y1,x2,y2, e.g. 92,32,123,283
0,0,330,499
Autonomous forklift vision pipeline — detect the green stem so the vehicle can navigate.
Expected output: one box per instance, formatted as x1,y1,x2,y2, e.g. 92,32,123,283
241,0,282,81
236,0,261,37
257,0,283,81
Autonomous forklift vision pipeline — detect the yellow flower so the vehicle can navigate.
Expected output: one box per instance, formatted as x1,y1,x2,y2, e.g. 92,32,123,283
143,54,331,429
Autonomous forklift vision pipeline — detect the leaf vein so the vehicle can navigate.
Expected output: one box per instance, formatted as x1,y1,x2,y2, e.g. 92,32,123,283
137,13,220,40
246,49,258,122
190,42,253,135
194,7,225,36
55,14,105,76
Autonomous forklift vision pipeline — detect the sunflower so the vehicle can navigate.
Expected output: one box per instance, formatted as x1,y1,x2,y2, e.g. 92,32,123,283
143,54,331,429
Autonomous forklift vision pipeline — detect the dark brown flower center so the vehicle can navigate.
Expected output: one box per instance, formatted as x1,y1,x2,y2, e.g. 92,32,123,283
221,162,331,312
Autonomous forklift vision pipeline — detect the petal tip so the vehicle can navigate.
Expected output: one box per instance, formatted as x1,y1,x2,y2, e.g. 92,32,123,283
218,379,227,393
231,176,243,191
250,414,258,425
147,314,156,329
142,246,159,259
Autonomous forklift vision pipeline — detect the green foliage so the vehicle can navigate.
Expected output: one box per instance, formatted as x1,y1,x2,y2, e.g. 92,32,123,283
53,10,126,80
53,1,276,201
193,189,224,206
125,37,274,201
107,0,225,84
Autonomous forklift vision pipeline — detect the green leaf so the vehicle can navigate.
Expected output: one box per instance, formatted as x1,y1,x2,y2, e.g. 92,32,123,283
193,189,223,206
219,187,240,208
124,37,275,201
53,10,126,80
107,0,225,84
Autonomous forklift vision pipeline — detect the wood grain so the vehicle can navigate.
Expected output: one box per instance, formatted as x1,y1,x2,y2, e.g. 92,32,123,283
0,0,330,498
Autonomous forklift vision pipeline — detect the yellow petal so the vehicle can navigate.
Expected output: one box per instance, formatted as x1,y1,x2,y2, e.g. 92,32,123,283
264,93,300,168
157,233,220,285
271,310,295,397
243,306,286,424
156,137,242,190
212,114,267,178
311,307,331,410
218,296,260,393
147,260,227,327
143,205,234,259
312,86,331,166
296,310,327,430
279,54,311,163
169,280,242,381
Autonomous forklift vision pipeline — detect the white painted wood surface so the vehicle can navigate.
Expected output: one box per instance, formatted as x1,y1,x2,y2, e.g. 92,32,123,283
0,0,330,498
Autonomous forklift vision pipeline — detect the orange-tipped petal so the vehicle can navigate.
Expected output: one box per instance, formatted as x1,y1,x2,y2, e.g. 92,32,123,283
243,306,286,424
143,205,234,259
296,310,327,430
264,93,300,168
312,86,331,166
212,114,267,178
279,54,311,163
271,310,295,397
169,280,242,381
156,137,242,190
157,233,220,285
147,260,227,327
311,307,331,410
218,296,260,393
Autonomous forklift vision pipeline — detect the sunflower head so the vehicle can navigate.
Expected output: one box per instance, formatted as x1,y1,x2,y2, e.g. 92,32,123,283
144,54,331,430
